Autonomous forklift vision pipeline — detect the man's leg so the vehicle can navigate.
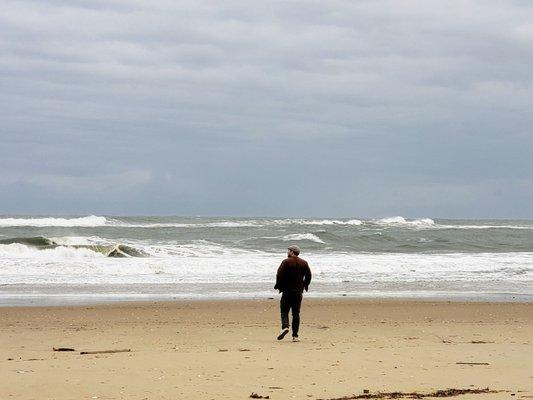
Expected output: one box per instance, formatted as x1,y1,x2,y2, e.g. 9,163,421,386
290,292,303,338
278,292,290,340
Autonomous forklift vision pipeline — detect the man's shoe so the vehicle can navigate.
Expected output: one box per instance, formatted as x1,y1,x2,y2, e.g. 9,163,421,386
292,336,300,342
277,328,289,340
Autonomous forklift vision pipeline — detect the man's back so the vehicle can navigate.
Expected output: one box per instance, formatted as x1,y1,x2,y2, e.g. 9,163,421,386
275,256,312,293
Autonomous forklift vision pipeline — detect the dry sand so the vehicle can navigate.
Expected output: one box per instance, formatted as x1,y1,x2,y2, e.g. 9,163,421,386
1,299,532,399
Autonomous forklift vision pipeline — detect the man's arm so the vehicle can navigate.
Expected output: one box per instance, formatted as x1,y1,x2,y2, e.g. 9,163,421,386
303,262,312,292
274,260,287,292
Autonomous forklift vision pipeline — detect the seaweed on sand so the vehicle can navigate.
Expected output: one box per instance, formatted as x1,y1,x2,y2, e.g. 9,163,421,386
320,387,500,399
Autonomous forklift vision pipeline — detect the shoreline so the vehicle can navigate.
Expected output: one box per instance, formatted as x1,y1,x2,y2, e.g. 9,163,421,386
1,299,532,399
1,291,532,307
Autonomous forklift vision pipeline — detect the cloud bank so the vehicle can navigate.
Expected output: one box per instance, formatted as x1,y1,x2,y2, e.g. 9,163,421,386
1,0,532,217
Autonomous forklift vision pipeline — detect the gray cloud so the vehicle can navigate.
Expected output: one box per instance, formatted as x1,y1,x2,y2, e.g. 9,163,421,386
0,169,152,193
1,0,532,217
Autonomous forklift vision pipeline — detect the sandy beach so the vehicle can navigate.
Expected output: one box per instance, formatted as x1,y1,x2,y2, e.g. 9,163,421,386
1,299,532,399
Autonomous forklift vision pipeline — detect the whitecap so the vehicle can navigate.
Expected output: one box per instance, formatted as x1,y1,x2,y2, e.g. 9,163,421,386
436,224,533,230
0,215,107,227
282,233,325,244
49,236,105,246
0,243,105,259
374,216,435,227
115,221,261,228
345,219,363,225
269,219,363,226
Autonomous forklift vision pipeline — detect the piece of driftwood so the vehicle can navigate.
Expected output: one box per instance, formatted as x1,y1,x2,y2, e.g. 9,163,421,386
456,362,490,365
80,349,131,355
53,347,75,352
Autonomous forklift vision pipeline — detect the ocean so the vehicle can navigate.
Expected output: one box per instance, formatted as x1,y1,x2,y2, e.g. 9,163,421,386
1,215,532,305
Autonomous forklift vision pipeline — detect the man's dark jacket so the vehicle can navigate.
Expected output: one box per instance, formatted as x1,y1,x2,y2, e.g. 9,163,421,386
274,256,312,293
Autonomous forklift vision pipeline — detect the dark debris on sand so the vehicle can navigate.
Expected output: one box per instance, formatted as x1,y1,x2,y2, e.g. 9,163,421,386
250,393,270,399
320,388,499,399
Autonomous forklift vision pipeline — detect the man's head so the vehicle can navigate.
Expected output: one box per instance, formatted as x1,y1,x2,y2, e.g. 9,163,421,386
287,245,301,257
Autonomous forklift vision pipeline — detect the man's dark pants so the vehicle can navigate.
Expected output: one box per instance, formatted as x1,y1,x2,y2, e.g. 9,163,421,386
280,291,303,337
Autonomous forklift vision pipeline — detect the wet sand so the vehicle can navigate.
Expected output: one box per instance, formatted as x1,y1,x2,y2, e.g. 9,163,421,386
1,299,532,399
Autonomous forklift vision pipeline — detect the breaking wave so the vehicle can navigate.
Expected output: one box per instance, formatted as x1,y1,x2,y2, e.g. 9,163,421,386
373,216,435,228
113,219,363,228
436,224,533,230
0,236,56,247
0,236,146,258
0,243,105,259
293,219,362,226
0,215,107,227
137,221,261,228
3,216,532,232
282,233,325,244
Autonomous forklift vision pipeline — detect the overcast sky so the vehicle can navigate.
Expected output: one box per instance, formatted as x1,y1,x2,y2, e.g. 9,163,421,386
1,0,532,218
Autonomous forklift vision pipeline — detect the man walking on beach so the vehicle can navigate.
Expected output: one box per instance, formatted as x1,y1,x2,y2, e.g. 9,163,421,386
274,245,312,342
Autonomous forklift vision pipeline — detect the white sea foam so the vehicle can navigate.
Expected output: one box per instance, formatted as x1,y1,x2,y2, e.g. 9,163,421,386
1,247,531,291
0,215,107,227
369,217,533,230
107,218,533,231
270,219,363,226
247,233,326,244
0,243,104,259
142,240,255,258
2,213,532,301
282,233,325,243
120,219,364,228
303,219,344,225
374,216,435,228
6,216,530,231
113,218,533,231
435,224,533,230
116,221,261,228
345,219,363,225
303,219,363,226
202,221,260,228
49,236,104,246
0,218,260,229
